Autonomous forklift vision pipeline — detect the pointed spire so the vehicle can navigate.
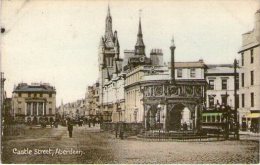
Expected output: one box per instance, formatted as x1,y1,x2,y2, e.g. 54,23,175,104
114,31,120,48
107,4,111,17
135,10,145,56
105,4,114,47
138,17,142,36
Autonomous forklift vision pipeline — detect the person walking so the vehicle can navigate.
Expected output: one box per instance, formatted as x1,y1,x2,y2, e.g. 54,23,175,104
67,119,73,138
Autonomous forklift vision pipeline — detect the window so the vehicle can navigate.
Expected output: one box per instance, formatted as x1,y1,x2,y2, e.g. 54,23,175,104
216,115,220,122
251,71,254,85
236,95,239,108
26,103,31,115
33,103,37,115
49,93,52,98
251,93,254,107
38,103,43,116
222,79,227,90
212,116,215,123
18,108,21,114
208,95,214,108
28,93,31,97
209,80,214,90
242,94,245,108
207,116,210,123
241,73,244,87
241,53,244,66
235,76,239,90
177,69,182,78
49,108,52,115
18,93,21,97
221,95,227,105
40,93,43,97
203,116,206,122
250,49,254,63
190,68,196,78
34,93,37,97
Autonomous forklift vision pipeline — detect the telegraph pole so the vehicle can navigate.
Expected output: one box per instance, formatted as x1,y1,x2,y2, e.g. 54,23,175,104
234,59,239,140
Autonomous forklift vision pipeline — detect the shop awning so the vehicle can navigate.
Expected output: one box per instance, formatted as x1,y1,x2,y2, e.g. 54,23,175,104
246,113,260,118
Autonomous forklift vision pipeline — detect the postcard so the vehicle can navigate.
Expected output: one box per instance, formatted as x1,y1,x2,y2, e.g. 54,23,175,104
0,0,259,164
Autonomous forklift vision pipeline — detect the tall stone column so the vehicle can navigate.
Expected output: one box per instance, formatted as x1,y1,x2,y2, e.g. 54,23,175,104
43,102,45,116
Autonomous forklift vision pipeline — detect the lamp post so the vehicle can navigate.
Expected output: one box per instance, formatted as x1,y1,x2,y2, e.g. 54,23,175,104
157,103,164,140
234,59,239,140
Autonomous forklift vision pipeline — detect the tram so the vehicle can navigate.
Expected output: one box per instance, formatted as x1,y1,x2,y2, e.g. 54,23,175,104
201,105,237,136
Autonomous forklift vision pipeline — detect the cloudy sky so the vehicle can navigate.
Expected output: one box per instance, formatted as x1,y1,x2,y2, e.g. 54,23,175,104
1,0,259,105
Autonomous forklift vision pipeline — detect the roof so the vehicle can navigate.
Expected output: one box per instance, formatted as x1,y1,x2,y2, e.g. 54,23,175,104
168,60,206,68
13,83,56,93
206,64,234,74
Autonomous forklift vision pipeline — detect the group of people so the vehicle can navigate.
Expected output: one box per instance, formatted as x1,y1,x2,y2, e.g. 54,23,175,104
115,123,125,139
66,118,100,138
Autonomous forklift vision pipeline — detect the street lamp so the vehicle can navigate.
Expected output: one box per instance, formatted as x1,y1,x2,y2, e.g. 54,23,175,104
157,103,164,140
234,59,239,140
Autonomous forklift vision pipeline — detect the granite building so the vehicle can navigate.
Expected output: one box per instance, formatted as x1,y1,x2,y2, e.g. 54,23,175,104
12,82,56,124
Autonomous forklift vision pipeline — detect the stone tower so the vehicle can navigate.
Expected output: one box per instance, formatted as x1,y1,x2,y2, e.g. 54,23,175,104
98,5,122,110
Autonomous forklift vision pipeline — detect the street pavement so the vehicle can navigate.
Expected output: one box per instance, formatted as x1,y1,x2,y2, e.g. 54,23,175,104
2,124,259,164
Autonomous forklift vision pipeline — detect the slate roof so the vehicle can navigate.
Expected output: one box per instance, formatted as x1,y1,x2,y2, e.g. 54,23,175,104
13,83,56,93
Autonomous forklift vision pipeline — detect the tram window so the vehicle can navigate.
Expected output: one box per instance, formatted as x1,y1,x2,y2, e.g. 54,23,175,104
207,116,211,123
212,116,215,122
217,115,220,122
203,116,206,122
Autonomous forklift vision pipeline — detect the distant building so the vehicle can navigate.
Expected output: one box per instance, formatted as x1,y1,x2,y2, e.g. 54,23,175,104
58,99,86,120
238,9,260,131
86,82,100,121
205,64,237,109
12,83,56,124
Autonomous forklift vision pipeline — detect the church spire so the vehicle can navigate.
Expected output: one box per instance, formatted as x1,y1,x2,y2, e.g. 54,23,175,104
135,11,145,56
105,4,114,46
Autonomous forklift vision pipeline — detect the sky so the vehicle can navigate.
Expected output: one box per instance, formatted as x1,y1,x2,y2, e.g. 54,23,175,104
0,0,259,106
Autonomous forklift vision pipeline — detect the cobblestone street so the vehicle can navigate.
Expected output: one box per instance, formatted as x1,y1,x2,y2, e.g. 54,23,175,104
2,125,259,164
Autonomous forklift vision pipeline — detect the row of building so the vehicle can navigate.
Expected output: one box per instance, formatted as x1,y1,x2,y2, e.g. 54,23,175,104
85,7,260,131
3,7,259,131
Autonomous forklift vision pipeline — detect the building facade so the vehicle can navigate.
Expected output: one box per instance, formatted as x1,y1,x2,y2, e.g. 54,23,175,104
103,72,125,122
238,9,260,131
12,83,56,124
206,64,237,109
58,99,86,120
98,6,123,121
86,82,101,121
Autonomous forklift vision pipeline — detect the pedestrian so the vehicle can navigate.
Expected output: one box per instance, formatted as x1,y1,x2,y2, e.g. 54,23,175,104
93,119,96,127
88,119,91,128
67,119,73,138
